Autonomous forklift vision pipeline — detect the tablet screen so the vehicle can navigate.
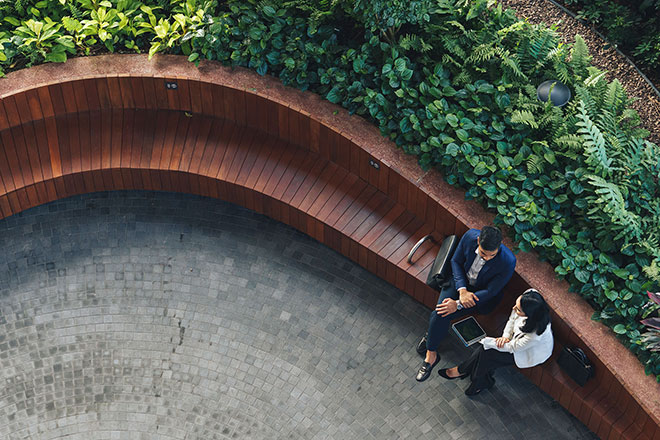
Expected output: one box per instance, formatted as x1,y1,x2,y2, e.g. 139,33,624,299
452,316,486,346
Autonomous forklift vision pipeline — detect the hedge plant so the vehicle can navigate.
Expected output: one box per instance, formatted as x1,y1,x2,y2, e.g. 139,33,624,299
1,0,659,380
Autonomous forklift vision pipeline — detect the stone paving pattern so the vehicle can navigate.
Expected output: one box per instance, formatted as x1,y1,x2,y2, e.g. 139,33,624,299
0,191,597,440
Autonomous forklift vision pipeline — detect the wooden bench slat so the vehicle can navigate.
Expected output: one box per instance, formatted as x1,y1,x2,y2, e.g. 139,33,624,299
348,192,394,240
174,116,200,172
270,148,314,201
187,117,214,175
251,139,287,194
225,129,257,184
369,210,416,253
297,162,340,213
305,166,349,217
128,110,147,169
279,153,322,205
215,124,247,181
261,142,297,197
235,132,270,188
286,156,327,209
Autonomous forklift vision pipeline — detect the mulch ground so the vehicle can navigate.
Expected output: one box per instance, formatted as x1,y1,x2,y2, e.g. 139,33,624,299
500,0,660,143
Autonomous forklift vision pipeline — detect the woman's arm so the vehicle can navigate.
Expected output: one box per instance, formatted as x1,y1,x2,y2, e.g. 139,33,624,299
501,310,518,340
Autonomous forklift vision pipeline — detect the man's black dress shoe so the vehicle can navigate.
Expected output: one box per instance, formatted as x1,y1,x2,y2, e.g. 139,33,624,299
438,368,468,380
415,357,440,382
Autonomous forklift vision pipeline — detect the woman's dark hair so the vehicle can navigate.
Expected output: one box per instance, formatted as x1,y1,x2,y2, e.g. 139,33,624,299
479,226,502,251
519,289,551,335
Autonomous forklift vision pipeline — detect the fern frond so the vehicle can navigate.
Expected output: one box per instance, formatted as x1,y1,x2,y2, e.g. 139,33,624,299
595,109,617,137
585,174,642,240
399,34,432,53
575,85,601,120
497,48,527,80
510,110,539,129
467,44,496,63
584,70,606,87
526,154,544,174
604,79,627,113
554,134,582,150
576,101,613,177
569,34,592,79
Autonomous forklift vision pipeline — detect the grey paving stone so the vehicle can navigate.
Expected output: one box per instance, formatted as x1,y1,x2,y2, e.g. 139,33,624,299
0,191,598,440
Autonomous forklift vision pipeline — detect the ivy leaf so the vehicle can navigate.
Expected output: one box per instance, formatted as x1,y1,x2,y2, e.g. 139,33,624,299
456,129,469,142
445,143,460,157
326,86,342,104
446,114,459,127
262,5,276,17
574,269,590,283
605,289,618,301
552,235,567,249
474,162,489,175
613,324,627,334
612,268,629,279
569,179,584,194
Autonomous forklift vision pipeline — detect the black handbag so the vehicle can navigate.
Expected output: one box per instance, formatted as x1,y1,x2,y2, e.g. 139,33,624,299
557,346,594,386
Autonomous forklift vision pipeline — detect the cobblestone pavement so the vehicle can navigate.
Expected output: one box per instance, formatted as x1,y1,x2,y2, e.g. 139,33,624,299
0,191,597,440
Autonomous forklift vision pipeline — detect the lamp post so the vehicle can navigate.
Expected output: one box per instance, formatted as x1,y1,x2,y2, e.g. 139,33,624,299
536,80,571,107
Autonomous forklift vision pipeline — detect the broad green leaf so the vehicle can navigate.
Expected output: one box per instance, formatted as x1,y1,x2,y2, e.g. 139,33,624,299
474,162,488,176
613,324,627,334
552,235,567,249
446,114,458,127
456,129,469,142
326,86,342,104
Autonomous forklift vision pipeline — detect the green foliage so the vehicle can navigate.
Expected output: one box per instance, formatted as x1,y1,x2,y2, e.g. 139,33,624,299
1,0,660,379
0,0,213,74
563,0,660,73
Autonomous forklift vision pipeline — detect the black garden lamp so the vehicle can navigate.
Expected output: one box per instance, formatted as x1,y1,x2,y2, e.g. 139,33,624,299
536,80,571,107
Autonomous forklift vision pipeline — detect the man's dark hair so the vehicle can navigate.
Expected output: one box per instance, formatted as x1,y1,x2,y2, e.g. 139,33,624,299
479,226,502,251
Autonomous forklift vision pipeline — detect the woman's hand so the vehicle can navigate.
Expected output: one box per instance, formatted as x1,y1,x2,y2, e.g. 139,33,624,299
495,337,510,348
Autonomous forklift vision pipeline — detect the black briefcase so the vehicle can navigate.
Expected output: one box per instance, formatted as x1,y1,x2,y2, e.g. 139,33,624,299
425,235,458,290
557,346,594,386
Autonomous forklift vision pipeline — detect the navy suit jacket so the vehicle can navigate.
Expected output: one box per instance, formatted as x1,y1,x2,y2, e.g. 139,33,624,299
451,229,516,306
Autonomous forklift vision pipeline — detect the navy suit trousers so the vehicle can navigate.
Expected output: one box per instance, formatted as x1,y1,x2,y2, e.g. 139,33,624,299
426,278,494,351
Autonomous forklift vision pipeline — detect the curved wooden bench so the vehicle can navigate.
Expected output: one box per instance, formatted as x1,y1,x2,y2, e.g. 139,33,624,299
0,54,658,440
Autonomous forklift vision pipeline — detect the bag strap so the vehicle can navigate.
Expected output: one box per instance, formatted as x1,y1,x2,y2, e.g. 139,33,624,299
569,347,590,366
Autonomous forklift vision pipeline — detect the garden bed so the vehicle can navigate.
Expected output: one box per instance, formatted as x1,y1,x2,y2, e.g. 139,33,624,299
500,0,660,141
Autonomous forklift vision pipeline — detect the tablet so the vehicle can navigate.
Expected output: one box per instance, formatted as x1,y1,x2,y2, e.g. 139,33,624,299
452,316,487,346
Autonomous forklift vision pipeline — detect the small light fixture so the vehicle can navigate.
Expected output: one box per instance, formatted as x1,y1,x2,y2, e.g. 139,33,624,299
536,80,571,107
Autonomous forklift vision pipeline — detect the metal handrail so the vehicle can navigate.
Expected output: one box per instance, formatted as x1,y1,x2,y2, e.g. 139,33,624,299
407,235,436,264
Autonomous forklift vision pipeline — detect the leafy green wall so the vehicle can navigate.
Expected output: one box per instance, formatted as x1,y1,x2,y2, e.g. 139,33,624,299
1,0,659,379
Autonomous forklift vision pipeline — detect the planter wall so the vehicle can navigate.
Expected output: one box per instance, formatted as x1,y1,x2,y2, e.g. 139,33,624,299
0,55,658,439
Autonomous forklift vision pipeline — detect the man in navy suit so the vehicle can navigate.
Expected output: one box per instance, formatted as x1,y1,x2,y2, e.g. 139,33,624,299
415,226,516,381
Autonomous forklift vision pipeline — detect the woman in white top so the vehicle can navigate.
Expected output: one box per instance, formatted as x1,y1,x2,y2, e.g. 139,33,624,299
438,289,554,396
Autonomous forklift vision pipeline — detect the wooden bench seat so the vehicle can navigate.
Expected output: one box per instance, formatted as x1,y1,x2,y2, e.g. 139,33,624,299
0,109,440,304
